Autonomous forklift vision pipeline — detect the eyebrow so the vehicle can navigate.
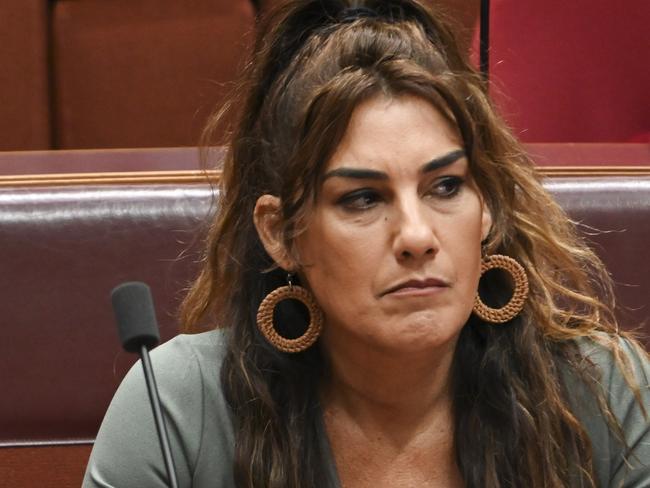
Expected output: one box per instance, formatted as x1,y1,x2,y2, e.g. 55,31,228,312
322,149,466,181
421,149,466,173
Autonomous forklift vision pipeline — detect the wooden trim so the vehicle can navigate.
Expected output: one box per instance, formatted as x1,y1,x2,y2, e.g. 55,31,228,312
0,439,94,448
0,170,220,187
0,166,649,188
539,166,650,177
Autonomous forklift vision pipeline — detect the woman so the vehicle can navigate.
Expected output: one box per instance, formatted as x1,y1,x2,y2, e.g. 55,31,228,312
84,1,650,487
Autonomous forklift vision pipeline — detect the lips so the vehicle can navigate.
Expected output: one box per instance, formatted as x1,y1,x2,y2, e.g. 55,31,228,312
381,277,450,296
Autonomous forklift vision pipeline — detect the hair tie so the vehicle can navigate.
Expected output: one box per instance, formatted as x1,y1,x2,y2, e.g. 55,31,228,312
338,6,380,23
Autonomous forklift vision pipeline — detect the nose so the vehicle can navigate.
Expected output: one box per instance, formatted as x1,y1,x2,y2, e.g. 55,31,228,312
392,199,439,262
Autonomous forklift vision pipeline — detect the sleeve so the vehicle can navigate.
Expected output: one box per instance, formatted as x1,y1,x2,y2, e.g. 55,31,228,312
574,340,650,488
604,339,650,488
82,333,233,488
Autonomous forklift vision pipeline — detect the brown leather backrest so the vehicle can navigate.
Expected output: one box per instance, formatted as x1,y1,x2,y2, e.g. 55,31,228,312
549,178,650,336
0,182,213,445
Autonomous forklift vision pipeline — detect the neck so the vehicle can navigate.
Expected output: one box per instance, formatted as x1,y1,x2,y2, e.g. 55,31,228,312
320,332,458,432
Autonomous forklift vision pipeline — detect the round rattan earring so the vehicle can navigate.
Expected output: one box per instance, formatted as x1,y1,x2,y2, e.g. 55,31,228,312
473,254,529,323
256,275,323,353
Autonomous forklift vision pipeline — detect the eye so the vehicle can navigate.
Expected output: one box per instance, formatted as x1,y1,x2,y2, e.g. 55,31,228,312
428,176,464,198
336,188,383,211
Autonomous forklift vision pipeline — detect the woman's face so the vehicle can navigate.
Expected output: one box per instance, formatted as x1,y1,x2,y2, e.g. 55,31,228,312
294,94,492,355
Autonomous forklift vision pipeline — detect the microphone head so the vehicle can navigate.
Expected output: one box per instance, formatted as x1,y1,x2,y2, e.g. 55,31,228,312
111,282,160,353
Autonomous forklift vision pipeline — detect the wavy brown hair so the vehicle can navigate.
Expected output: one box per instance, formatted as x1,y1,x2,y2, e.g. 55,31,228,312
180,1,646,486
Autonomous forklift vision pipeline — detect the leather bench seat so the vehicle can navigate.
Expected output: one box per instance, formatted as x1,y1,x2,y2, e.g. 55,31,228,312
1,173,648,446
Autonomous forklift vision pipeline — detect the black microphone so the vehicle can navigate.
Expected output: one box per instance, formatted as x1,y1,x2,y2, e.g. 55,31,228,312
111,282,179,488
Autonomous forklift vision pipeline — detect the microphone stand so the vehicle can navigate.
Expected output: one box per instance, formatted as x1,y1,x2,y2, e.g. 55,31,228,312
139,343,179,488
480,0,490,80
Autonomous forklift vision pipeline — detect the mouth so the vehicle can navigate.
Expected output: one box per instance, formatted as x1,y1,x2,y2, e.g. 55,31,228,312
381,278,450,297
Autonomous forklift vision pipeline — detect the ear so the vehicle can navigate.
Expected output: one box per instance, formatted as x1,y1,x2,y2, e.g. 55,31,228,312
480,199,493,242
253,194,295,270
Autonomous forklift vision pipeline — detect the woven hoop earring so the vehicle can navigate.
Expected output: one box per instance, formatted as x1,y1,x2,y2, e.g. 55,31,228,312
256,280,323,353
473,254,529,323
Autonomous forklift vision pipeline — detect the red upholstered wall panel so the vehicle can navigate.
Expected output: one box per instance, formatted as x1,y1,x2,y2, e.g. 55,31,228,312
51,0,255,149
0,0,51,150
487,0,650,143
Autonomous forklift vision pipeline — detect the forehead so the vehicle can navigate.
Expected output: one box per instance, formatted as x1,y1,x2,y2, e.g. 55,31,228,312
325,94,462,172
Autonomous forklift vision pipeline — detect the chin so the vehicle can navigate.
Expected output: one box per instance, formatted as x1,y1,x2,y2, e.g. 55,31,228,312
384,319,463,354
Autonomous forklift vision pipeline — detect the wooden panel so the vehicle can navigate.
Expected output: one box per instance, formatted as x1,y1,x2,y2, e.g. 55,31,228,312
52,0,255,149
527,143,650,167
0,444,93,487
0,144,647,186
0,147,204,176
0,0,51,150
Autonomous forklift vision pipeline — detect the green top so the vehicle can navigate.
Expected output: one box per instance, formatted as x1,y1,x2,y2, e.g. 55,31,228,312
83,329,650,487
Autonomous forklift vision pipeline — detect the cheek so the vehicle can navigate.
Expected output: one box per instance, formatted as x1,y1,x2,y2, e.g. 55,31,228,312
442,209,484,285
296,216,381,297
300,208,365,260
